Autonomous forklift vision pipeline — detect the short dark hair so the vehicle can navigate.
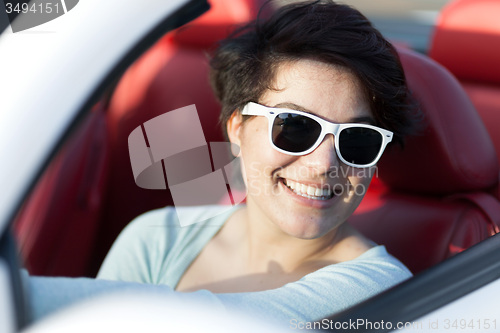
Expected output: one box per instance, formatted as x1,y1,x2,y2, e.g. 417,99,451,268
209,0,419,146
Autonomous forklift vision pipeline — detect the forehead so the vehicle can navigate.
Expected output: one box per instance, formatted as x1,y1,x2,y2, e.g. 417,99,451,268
259,59,372,123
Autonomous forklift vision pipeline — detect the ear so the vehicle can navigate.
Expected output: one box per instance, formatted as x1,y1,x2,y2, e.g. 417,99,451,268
226,111,244,156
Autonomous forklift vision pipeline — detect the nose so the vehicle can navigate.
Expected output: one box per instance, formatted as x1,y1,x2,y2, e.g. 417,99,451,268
300,134,340,174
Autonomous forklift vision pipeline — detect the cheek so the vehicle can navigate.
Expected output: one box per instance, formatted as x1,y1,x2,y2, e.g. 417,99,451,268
238,119,268,158
238,119,288,176
238,122,272,191
239,152,289,195
238,140,295,197
347,166,376,197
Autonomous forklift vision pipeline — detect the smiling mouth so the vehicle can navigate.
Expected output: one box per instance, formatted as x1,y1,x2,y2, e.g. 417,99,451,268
281,179,336,201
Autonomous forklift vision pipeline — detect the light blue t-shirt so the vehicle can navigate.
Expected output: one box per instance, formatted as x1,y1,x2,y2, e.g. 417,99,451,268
98,205,411,318
28,205,412,326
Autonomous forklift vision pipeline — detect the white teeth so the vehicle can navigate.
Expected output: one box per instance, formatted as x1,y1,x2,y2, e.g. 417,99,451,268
307,186,315,196
284,179,333,200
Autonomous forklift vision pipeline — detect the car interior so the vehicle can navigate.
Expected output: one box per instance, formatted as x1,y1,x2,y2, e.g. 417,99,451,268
429,0,500,166
11,0,500,288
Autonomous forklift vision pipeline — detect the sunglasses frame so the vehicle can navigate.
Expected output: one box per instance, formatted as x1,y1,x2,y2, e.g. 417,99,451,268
241,102,393,168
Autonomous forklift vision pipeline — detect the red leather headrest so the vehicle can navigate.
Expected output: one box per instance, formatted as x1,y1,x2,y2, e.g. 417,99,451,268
429,0,500,84
172,0,271,48
378,48,499,195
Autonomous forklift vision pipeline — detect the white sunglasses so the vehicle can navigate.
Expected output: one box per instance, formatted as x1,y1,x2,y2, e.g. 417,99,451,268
241,102,393,168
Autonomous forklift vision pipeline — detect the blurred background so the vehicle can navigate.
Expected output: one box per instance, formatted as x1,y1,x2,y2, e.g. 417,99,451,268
278,0,451,53
0,0,451,53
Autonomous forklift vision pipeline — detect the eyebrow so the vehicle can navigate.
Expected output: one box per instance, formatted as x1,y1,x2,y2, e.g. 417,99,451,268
349,116,376,125
273,102,311,113
272,102,376,124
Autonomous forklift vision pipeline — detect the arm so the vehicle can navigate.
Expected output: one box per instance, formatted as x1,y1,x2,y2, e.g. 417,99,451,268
217,246,411,323
28,247,411,326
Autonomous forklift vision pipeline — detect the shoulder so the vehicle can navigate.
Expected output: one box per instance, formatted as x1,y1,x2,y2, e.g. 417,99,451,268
216,246,411,324
109,205,240,260
98,205,239,283
127,205,240,227
350,246,412,281
122,204,237,237
302,245,412,291
286,246,412,318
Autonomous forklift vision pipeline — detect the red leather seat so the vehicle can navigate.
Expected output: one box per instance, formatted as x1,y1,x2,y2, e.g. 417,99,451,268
89,0,273,275
429,0,500,192
350,47,500,274
13,0,272,277
14,103,110,276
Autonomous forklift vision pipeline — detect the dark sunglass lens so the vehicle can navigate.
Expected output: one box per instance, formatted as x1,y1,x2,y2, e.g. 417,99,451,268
339,127,383,165
272,113,321,153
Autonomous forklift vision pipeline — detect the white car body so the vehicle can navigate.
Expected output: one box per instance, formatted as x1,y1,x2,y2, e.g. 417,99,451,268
0,0,499,332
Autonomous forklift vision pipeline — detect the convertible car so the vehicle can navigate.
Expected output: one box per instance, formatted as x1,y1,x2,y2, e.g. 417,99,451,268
0,0,499,331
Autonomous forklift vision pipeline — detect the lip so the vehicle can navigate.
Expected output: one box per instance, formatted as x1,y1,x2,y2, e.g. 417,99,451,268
279,178,341,209
283,178,333,190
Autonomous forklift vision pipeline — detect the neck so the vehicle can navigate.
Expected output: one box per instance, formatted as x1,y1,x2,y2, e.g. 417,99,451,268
238,199,346,274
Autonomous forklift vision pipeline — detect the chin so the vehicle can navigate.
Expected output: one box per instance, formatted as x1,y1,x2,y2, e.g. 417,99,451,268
279,218,336,240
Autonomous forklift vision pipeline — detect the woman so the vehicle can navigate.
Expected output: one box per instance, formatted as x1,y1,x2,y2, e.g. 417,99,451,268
29,0,417,326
